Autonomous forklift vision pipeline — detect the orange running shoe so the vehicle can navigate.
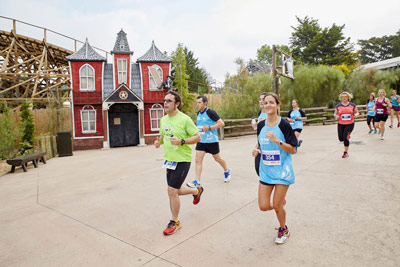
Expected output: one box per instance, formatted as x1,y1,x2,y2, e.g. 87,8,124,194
163,220,181,235
193,185,204,205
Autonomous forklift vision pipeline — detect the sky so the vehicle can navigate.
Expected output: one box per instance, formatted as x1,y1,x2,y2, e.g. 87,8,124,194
1,0,400,84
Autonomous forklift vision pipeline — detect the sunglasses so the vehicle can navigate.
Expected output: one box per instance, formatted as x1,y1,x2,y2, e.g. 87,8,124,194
163,99,174,103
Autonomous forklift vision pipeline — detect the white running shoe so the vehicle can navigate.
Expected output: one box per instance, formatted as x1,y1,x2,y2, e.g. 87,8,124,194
380,136,384,140
224,168,231,183
186,180,200,188
275,226,290,245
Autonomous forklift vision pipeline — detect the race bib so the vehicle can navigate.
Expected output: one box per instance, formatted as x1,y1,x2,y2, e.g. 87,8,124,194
377,109,384,114
163,160,177,170
290,121,295,126
341,114,352,121
197,125,205,134
368,107,374,112
262,150,281,166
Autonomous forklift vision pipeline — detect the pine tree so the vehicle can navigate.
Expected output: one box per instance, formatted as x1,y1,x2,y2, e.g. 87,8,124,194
19,102,36,155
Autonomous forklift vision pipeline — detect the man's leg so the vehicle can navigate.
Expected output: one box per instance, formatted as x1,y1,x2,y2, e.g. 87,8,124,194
195,150,206,182
168,186,180,221
212,153,228,172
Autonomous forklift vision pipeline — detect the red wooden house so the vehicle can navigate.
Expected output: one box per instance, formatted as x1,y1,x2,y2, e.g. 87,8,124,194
67,30,172,150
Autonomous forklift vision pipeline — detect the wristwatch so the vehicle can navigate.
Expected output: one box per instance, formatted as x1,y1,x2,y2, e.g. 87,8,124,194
279,140,283,146
181,139,186,146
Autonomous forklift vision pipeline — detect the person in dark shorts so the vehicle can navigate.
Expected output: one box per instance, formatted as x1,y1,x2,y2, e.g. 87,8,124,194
187,96,231,188
373,89,391,140
334,92,359,158
252,92,297,245
154,91,203,235
366,93,377,134
389,89,400,128
286,99,307,148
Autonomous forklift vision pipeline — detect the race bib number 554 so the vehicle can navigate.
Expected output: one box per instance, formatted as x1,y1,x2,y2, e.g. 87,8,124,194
262,150,281,166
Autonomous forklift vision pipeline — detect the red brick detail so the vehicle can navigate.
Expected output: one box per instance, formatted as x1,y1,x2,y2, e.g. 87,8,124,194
73,104,104,138
113,54,131,88
73,138,104,151
144,135,160,145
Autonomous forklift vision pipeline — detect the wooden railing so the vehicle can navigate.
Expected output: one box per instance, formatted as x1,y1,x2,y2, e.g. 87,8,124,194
220,105,367,139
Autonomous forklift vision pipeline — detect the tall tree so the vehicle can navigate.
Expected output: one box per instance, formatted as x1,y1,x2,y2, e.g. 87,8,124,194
170,43,195,115
247,44,290,74
290,16,357,65
358,30,400,63
182,47,210,93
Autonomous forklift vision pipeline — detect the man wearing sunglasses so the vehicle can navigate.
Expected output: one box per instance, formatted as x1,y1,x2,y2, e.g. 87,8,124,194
154,91,203,235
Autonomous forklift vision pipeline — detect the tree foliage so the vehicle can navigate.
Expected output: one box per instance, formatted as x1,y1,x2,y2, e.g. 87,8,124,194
170,43,196,116
247,44,289,75
19,102,36,155
358,30,400,64
290,16,357,65
182,46,210,94
0,103,20,159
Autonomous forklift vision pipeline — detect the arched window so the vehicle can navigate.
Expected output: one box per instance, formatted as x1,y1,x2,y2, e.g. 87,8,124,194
148,64,163,91
80,105,96,133
149,103,164,131
79,64,95,91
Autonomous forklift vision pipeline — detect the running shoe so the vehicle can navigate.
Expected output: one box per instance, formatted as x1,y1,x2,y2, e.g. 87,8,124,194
398,122,400,128
298,140,303,147
186,180,200,188
342,152,349,158
224,168,232,183
380,136,384,140
163,220,181,235
368,129,373,134
193,185,204,205
374,129,377,134
389,125,393,128
275,225,290,245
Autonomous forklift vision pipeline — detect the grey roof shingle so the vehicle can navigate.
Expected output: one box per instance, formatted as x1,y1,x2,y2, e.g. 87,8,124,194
137,41,172,63
111,29,133,55
103,63,114,100
66,38,106,62
131,63,142,99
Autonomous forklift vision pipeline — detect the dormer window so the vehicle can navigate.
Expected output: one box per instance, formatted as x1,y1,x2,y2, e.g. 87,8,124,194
117,59,127,84
79,64,95,91
148,64,163,91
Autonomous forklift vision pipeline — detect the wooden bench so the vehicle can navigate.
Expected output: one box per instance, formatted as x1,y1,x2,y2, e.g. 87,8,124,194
6,151,46,173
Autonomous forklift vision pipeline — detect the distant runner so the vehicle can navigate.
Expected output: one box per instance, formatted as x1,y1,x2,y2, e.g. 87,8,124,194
287,99,307,148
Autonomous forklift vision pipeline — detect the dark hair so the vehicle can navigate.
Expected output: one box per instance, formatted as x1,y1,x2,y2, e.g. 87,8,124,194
166,91,181,107
293,99,299,105
263,92,281,115
197,95,208,103
259,92,269,100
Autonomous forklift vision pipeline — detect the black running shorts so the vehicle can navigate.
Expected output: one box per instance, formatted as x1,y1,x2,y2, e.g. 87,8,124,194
166,162,191,189
195,142,220,155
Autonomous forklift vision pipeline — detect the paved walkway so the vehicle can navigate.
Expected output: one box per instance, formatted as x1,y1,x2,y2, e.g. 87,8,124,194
1,122,399,267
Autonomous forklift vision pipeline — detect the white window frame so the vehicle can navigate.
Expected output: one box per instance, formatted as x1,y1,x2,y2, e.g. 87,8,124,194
79,64,95,91
80,105,96,133
148,64,163,91
117,58,127,84
149,104,164,131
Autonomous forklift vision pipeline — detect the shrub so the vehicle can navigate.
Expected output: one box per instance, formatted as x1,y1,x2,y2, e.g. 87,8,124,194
0,103,20,159
19,102,36,155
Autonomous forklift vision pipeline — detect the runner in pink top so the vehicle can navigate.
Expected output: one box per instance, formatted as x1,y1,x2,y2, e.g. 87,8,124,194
373,89,392,140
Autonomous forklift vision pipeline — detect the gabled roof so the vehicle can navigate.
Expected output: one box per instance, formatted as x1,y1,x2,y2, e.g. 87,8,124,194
137,41,172,63
111,29,133,55
104,83,142,103
66,38,106,62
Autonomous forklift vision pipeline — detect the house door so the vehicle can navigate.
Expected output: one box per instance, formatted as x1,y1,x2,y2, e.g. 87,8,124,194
108,103,139,147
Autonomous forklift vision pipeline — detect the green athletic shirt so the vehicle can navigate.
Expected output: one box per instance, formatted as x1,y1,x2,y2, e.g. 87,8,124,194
159,111,199,162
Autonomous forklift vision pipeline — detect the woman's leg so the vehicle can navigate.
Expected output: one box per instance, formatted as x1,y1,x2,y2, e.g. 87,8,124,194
258,183,274,211
272,184,289,228
390,109,394,127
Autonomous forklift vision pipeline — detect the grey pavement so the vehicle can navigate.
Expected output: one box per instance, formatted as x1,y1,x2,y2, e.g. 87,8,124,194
0,122,399,267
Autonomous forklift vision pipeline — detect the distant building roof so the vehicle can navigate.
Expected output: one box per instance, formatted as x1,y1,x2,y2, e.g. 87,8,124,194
111,29,133,55
66,38,106,62
359,56,400,71
137,41,172,63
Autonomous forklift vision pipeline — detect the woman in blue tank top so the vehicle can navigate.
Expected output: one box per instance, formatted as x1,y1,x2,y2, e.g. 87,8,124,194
366,93,377,134
252,92,297,245
390,89,400,128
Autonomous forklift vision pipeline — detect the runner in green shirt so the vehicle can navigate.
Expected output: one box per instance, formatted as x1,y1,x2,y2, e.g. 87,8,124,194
154,91,203,235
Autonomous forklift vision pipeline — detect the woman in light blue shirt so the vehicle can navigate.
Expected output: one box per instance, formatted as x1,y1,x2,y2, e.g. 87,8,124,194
366,93,377,134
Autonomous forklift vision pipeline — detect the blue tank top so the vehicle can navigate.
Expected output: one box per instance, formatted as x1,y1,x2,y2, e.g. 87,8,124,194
197,108,219,143
367,100,376,116
258,112,268,122
392,96,399,107
257,118,296,185
288,109,305,129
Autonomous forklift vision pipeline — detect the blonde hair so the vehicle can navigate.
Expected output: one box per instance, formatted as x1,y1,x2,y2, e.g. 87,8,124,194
338,91,353,101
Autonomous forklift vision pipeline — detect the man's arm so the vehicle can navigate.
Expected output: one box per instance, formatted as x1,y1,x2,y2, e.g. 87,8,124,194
170,132,201,145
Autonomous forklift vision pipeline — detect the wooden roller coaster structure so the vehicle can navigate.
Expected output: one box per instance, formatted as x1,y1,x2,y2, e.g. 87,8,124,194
0,16,108,107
